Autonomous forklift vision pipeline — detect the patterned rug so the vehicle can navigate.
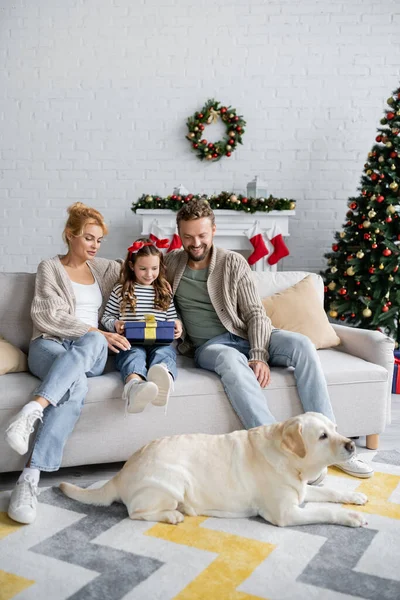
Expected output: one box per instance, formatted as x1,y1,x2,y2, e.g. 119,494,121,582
1,450,400,600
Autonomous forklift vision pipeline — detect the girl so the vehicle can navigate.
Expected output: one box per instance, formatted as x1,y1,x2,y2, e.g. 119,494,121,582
101,239,182,413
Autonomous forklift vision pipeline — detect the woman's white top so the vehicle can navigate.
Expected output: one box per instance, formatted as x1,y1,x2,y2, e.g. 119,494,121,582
71,279,103,328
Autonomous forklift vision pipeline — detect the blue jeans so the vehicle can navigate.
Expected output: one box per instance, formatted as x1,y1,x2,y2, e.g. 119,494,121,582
115,344,177,383
27,331,108,472
194,330,335,429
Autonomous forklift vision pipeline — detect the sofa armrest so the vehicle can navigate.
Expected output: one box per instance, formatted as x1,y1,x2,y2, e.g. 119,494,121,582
332,323,394,425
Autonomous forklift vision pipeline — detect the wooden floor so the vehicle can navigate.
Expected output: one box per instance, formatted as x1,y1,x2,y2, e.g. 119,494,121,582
1,394,399,492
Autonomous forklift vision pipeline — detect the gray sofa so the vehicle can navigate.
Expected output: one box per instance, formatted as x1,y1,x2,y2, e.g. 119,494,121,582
0,270,395,474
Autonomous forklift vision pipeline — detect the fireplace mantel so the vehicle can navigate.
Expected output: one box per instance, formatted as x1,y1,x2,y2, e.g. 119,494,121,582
136,209,296,272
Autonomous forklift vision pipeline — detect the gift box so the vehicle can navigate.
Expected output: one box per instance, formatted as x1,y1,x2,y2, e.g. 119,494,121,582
392,350,400,394
125,315,174,346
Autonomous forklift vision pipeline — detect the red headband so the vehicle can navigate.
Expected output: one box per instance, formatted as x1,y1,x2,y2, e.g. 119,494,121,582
127,238,170,255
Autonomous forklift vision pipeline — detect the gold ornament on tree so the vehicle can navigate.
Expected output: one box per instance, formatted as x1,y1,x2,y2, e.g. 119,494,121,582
363,308,372,318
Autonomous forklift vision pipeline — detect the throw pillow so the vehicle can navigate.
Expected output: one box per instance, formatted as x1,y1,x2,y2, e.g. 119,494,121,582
261,275,341,349
0,336,28,375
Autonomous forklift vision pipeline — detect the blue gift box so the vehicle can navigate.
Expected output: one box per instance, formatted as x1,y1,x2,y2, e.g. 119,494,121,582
125,315,174,346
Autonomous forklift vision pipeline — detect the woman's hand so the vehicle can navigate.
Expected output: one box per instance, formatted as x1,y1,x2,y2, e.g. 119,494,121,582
174,319,183,339
248,360,271,388
115,320,125,335
101,330,131,353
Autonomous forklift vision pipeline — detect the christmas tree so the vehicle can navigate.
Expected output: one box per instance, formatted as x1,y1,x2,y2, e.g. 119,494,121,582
322,85,400,346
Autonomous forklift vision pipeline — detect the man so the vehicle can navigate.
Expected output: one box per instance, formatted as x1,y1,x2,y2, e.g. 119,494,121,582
164,198,373,479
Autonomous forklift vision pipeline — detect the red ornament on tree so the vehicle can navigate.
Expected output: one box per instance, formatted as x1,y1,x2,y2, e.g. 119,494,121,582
376,135,382,142
370,173,378,181
369,267,375,273
376,195,385,203
382,305,389,312
242,197,248,204
339,288,347,295
350,202,357,210
386,217,393,223
383,248,392,256
364,233,371,240
332,244,339,251
387,112,395,120
372,243,378,249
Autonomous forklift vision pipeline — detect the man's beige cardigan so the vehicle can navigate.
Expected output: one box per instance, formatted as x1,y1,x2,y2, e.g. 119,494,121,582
31,256,122,343
164,246,272,363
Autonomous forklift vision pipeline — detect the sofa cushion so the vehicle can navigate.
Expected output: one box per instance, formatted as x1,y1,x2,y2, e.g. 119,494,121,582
261,275,341,349
0,336,28,375
252,271,324,303
0,273,35,353
0,351,387,412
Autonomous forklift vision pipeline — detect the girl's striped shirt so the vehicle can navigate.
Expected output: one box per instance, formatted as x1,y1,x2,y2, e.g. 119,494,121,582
101,283,177,332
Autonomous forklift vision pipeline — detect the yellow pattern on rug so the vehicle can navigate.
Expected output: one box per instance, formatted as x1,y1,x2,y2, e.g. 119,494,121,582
0,569,34,600
330,467,400,519
146,515,275,600
0,512,22,541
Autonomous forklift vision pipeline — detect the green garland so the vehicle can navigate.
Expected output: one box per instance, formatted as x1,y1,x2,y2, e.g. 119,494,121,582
132,192,296,214
186,98,246,162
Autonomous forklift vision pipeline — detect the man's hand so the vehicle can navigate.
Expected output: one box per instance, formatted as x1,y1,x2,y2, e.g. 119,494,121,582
248,360,271,388
174,319,183,339
115,320,125,335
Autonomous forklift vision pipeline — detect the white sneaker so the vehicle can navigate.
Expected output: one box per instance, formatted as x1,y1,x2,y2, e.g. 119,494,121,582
333,455,374,478
123,379,158,414
8,475,40,524
308,467,328,486
147,364,173,407
5,407,43,455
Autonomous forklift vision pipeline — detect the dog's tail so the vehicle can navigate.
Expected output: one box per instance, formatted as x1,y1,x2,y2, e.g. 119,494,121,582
59,478,119,506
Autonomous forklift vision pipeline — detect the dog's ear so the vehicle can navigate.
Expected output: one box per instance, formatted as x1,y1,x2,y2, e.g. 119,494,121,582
281,420,306,458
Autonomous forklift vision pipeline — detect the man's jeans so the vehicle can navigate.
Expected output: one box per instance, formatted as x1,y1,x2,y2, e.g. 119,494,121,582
27,331,108,472
195,330,335,429
115,344,177,382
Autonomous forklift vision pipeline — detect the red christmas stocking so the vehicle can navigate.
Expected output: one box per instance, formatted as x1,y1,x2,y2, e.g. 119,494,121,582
267,225,289,265
167,232,182,253
245,222,269,265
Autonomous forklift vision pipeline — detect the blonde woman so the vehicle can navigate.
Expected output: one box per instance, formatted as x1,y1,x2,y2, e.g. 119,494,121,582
5,202,129,524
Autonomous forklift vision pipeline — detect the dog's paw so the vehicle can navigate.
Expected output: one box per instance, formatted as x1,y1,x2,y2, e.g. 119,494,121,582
342,492,368,505
164,510,184,525
344,510,368,528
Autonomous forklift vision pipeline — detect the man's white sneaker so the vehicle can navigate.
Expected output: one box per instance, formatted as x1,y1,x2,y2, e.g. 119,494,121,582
5,408,43,455
147,364,173,407
8,475,40,524
333,455,374,478
308,467,328,486
123,379,158,414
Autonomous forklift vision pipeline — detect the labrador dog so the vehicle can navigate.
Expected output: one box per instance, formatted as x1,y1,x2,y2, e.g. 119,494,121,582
60,412,368,528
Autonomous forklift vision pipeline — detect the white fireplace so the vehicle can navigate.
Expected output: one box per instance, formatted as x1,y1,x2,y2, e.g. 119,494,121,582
136,209,295,272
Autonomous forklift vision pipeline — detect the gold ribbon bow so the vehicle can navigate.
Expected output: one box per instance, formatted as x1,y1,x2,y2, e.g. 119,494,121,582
144,314,157,341
207,107,220,124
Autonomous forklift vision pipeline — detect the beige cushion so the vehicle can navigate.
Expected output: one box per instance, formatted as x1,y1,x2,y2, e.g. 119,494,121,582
0,336,28,375
262,275,341,349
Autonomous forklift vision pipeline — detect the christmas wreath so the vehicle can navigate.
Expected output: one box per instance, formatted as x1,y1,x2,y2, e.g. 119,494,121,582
186,98,246,162
132,192,296,214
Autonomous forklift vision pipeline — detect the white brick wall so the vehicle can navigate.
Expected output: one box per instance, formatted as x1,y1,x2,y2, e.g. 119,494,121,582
0,0,399,272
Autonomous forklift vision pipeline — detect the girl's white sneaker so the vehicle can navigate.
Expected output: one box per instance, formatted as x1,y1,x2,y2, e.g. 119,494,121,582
123,379,158,414
147,364,173,407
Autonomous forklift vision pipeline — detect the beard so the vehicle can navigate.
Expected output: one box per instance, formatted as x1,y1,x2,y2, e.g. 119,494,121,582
187,244,210,262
